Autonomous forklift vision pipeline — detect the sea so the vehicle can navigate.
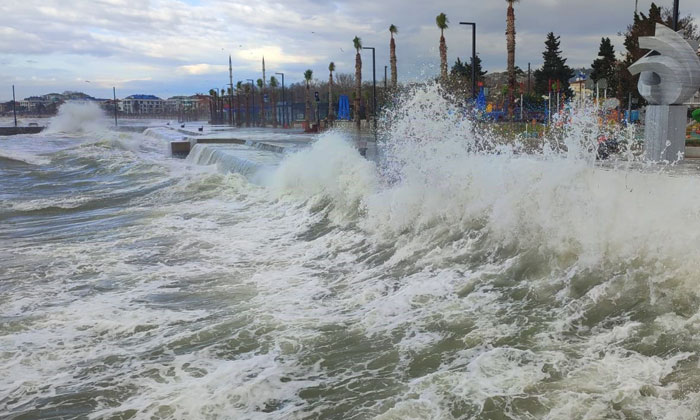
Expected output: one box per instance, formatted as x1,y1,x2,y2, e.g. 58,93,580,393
3,89,700,419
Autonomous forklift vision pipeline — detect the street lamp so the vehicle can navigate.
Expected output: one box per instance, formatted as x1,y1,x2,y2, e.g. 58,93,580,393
247,79,255,126
459,21,477,100
362,46,376,136
275,72,285,128
12,85,17,128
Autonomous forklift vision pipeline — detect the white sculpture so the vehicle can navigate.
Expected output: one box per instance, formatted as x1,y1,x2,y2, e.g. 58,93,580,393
628,24,700,105
628,24,700,161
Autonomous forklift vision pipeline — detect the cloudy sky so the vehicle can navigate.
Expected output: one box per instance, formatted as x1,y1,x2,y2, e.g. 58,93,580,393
1,0,698,100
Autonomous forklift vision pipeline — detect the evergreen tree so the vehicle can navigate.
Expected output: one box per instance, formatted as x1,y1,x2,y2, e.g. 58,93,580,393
590,37,618,97
533,32,574,98
465,55,487,84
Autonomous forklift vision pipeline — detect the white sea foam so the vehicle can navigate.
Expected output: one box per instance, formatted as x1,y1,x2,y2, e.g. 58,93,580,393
45,101,109,134
5,83,700,419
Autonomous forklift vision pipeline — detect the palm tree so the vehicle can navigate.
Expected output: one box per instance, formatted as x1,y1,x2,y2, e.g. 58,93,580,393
304,69,313,127
208,88,217,123
436,13,449,82
257,78,265,127
220,89,225,123
506,0,520,119
244,83,251,127
353,36,362,129
328,62,335,121
270,76,279,128
235,81,243,127
389,24,398,89
235,82,243,127
227,87,233,126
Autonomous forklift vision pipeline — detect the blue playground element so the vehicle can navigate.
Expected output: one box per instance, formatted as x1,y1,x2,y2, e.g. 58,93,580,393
476,87,486,111
337,95,350,120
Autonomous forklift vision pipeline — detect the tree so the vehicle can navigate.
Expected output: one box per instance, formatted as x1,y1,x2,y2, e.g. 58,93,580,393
618,3,700,108
590,37,618,99
208,88,216,122
257,78,265,127
244,83,251,127
353,36,363,129
328,62,335,120
235,82,243,127
436,13,449,82
533,32,575,99
304,69,313,126
389,24,398,89
270,76,279,128
506,0,520,119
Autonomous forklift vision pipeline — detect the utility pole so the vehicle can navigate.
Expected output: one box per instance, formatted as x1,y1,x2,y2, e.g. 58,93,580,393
12,85,17,128
113,87,118,127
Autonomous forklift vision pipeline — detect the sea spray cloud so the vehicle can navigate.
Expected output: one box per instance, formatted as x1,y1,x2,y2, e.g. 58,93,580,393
46,101,108,134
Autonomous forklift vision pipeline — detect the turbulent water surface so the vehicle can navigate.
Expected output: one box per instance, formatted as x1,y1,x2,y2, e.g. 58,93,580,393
3,98,700,419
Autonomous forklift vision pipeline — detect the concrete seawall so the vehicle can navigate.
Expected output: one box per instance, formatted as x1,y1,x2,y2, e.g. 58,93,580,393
0,127,45,136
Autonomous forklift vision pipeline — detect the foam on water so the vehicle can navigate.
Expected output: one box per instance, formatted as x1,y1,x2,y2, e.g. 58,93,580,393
4,84,700,419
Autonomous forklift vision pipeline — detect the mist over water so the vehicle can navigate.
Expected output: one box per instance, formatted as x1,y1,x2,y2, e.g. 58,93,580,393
3,94,700,419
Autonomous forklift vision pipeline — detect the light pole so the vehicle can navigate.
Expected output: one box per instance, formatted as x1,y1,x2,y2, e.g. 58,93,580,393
247,79,255,126
362,46,376,133
384,65,387,90
459,22,477,100
113,87,118,127
275,72,285,128
672,0,680,31
12,85,17,128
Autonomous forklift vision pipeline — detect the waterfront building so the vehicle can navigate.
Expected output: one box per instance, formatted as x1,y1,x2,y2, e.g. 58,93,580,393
120,94,164,114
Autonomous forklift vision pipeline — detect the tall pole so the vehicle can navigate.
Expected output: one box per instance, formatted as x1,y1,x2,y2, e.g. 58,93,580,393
384,65,387,90
12,85,17,128
276,72,285,128
459,22,477,100
363,47,377,139
672,0,679,31
527,63,531,95
113,87,118,127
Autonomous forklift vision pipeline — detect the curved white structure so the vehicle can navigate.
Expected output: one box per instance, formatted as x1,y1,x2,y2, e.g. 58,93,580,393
628,24,700,105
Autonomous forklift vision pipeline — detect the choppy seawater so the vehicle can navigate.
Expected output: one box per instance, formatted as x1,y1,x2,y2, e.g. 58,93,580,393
4,98,700,419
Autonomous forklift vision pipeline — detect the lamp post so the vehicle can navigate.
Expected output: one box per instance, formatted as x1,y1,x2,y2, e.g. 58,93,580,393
362,46,376,134
275,72,285,128
113,87,118,127
672,0,680,31
384,65,387,90
12,85,17,128
459,22,477,100
247,79,255,126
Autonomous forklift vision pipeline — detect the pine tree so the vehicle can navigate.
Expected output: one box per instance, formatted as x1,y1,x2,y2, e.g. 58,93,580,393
590,37,618,97
464,55,487,85
533,32,574,98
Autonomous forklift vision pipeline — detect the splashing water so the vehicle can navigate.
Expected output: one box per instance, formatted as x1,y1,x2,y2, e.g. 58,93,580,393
45,101,109,134
4,83,700,419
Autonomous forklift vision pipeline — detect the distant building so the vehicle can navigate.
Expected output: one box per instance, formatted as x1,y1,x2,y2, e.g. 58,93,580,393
120,94,164,114
164,95,201,113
